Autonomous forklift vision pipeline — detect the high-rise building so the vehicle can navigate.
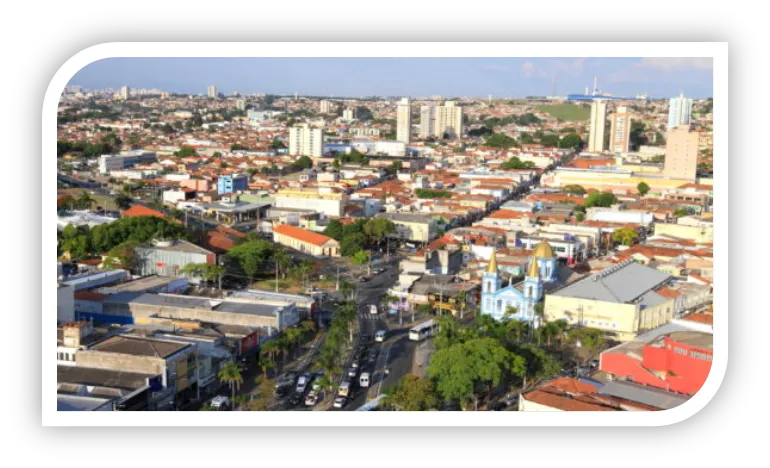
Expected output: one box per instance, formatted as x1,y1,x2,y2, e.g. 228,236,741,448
587,99,607,152
119,85,129,100
289,123,324,158
434,101,463,139
320,100,336,114
396,97,411,143
668,93,692,130
236,100,246,111
419,105,436,138
207,85,218,98
609,106,632,153
342,108,355,121
664,125,699,180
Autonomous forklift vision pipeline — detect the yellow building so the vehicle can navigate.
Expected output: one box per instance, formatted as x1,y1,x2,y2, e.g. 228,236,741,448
654,223,713,243
544,260,675,341
543,167,695,194
272,224,340,257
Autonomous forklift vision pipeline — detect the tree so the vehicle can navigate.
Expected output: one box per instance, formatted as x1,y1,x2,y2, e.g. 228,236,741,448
576,212,585,222
415,189,453,199
512,343,561,389
231,144,249,151
567,327,605,363
256,354,275,378
217,361,244,405
673,208,690,217
485,133,518,149
584,191,617,208
75,191,95,210
174,146,197,157
102,240,139,270
248,376,274,411
382,375,439,411
272,248,293,280
629,121,648,151
637,182,650,196
539,133,560,147
563,185,586,196
362,218,395,243
612,227,639,246
428,337,526,410
501,156,535,170
114,193,134,210
340,232,366,257
260,340,281,365
351,250,370,267
323,219,344,241
313,374,336,398
179,263,225,288
227,238,275,282
560,132,583,150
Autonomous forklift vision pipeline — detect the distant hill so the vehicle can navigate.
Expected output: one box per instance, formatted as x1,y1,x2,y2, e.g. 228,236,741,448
536,103,590,121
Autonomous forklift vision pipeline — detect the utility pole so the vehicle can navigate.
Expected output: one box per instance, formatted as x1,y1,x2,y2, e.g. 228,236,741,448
336,266,340,292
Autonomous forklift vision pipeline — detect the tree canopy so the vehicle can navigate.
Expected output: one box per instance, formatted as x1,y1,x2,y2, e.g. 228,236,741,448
485,132,518,149
227,238,275,281
501,156,535,170
382,375,439,411
637,182,650,196
584,191,617,208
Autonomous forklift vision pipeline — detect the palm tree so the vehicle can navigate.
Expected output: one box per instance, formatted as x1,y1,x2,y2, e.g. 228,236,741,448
217,361,243,406
456,291,467,320
273,248,292,280
314,351,341,379
300,319,317,339
256,354,274,378
284,328,304,359
339,280,355,301
76,191,95,210
313,374,336,399
260,339,280,365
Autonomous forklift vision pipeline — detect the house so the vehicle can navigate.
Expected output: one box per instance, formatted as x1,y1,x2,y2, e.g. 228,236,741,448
519,377,659,411
272,224,340,257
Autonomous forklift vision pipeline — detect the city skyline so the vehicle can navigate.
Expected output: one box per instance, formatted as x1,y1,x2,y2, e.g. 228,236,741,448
68,57,713,99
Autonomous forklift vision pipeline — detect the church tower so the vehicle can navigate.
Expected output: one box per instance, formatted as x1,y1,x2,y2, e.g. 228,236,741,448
483,249,501,295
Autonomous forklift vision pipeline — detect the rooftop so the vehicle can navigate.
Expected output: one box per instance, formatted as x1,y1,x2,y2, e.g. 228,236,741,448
272,224,336,247
139,239,213,255
99,275,186,293
551,259,672,304
88,334,191,358
58,365,154,391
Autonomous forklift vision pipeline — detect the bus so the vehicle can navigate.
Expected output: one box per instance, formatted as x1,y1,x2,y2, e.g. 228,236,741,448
409,319,439,342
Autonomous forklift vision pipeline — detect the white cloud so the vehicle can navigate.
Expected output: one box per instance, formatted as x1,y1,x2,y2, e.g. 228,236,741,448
639,57,713,71
520,61,546,78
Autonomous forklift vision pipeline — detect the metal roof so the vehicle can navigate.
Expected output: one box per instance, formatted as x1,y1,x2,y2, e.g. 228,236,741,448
551,260,671,304
598,380,690,410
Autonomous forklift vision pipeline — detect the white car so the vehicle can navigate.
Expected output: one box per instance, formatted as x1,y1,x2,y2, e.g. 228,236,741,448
304,392,318,406
375,330,386,342
209,395,229,410
296,375,310,394
333,397,347,409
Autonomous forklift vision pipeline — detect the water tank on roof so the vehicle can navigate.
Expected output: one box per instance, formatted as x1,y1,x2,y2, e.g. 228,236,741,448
155,239,174,247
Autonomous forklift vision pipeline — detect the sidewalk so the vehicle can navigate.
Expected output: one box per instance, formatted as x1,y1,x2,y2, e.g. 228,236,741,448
411,340,435,378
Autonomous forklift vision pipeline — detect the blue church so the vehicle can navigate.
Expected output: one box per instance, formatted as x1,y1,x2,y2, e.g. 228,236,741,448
481,240,558,327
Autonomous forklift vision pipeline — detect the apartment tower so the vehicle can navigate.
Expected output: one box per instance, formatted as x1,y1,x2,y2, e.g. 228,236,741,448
588,99,608,152
396,97,411,143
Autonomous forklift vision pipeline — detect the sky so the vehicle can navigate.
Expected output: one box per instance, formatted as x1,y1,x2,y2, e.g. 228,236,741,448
68,57,713,99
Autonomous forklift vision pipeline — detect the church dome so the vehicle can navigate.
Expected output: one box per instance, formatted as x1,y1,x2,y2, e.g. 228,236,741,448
532,240,555,259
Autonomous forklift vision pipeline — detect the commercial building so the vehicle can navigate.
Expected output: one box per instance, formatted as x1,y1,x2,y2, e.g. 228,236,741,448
98,150,157,174
289,123,324,157
134,239,217,281
272,224,340,256
96,292,299,333
217,173,249,195
419,105,436,138
519,377,661,411
75,334,199,410
599,321,712,395
664,125,699,180
544,259,675,341
587,99,607,152
375,212,438,243
274,187,347,217
609,106,631,153
668,93,692,129
396,97,411,143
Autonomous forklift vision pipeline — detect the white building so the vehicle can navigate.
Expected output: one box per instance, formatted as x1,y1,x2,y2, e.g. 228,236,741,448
57,284,75,323
98,150,157,174
396,97,411,143
419,105,436,138
342,108,355,121
434,101,463,139
320,100,336,114
289,123,324,157
207,85,217,98
119,85,129,100
609,106,631,153
588,99,607,153
668,93,692,130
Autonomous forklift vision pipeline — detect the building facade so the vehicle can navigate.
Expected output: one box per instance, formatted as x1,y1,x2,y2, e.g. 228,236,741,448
396,97,411,143
272,224,340,257
588,99,607,152
664,125,699,180
274,187,347,217
419,105,436,138
207,85,217,98
289,123,324,157
667,93,692,129
217,173,249,195
480,242,557,326
434,101,463,139
134,239,216,281
609,106,631,153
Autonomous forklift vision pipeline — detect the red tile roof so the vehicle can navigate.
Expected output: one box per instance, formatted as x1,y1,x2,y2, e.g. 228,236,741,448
273,224,336,247
122,204,170,220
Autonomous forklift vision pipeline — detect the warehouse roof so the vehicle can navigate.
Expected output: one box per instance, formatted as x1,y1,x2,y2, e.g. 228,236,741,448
551,260,671,304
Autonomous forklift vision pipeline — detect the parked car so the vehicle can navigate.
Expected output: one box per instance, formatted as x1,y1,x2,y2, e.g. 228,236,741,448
209,395,230,410
333,397,347,409
304,392,318,406
274,385,292,399
590,359,600,369
351,360,360,369
296,375,310,394
347,367,358,378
